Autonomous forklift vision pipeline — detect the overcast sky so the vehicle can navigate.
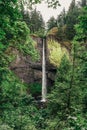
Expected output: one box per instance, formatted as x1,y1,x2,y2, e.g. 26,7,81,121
35,0,79,22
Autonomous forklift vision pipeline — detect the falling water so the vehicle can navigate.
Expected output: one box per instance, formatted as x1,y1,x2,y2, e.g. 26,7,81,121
41,39,47,102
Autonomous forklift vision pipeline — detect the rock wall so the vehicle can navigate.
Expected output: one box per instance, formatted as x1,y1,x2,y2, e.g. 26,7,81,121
10,36,56,88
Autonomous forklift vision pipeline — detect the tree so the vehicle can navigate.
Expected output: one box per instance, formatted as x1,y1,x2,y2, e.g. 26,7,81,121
56,0,80,41
0,1,39,129
68,0,75,11
47,16,57,30
46,6,87,130
65,0,80,40
19,0,60,9
57,8,66,27
81,0,86,7
56,8,67,41
29,8,45,33
74,7,87,114
75,7,87,43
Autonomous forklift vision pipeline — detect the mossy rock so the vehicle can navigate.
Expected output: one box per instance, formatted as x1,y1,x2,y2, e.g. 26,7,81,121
48,39,69,66
47,27,58,36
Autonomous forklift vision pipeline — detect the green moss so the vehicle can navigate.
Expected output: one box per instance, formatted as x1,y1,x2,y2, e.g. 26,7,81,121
48,39,69,66
29,83,42,96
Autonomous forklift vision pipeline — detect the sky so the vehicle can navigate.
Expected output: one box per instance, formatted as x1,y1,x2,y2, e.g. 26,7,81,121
35,0,79,22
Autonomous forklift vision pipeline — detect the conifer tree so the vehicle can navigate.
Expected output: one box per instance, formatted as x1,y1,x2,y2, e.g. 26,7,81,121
29,8,45,33
65,0,79,40
47,7,87,129
47,16,57,30
68,0,75,11
81,0,86,7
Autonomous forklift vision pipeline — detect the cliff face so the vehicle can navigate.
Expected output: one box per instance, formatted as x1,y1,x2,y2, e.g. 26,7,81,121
10,36,56,87
10,35,70,89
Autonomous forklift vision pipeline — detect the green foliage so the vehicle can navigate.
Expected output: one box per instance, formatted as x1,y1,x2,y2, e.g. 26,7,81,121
1,71,26,103
47,16,57,30
19,0,60,9
57,8,66,27
0,64,40,129
0,124,13,130
47,56,71,114
22,8,45,35
48,39,69,66
29,83,42,96
74,7,87,42
6,21,39,61
46,6,87,130
46,47,87,129
57,25,67,41
55,0,80,41
0,0,87,130
65,1,80,40
1,105,38,130
46,113,87,130
0,0,40,129
65,114,87,130
47,0,60,8
47,27,58,36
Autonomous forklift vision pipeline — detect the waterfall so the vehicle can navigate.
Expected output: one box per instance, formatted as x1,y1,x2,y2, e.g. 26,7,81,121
41,39,47,102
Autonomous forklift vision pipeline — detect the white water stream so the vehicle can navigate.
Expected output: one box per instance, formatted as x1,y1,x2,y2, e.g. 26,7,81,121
41,39,47,102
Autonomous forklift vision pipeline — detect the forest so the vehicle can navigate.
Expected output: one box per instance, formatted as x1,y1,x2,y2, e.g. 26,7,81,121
0,0,87,129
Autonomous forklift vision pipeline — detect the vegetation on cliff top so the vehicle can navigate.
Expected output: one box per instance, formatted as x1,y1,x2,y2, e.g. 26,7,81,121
48,39,69,66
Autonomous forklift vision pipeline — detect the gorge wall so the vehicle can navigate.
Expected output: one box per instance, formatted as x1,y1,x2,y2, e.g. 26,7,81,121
10,36,70,86
10,36,57,88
